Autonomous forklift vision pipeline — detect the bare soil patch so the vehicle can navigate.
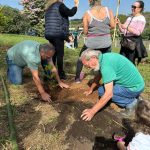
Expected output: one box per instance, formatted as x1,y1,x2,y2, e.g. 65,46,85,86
0,75,137,150
1,64,148,149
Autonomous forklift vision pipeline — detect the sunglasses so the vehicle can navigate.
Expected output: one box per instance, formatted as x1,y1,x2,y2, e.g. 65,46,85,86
131,5,140,9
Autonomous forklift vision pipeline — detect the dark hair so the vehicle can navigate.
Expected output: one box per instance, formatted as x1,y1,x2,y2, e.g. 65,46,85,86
136,1,144,12
39,43,55,53
134,100,150,134
136,100,150,126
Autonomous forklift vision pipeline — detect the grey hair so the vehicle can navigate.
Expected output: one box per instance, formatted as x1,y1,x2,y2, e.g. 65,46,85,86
39,43,55,53
79,49,101,61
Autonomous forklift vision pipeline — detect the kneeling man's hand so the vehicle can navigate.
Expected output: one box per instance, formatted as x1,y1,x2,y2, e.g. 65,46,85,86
81,108,95,121
41,92,51,103
84,88,93,96
59,81,69,89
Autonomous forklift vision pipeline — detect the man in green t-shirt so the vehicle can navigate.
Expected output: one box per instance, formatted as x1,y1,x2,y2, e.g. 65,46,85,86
79,49,144,121
6,40,69,102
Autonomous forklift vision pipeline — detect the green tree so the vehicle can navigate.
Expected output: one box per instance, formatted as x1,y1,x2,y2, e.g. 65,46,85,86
0,5,30,34
7,13,30,34
21,0,46,36
118,14,127,24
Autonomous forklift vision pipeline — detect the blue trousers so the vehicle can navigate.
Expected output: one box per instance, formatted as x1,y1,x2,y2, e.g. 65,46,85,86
6,58,51,84
98,84,144,108
6,58,23,84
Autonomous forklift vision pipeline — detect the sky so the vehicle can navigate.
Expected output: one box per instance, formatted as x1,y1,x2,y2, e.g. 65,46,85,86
0,0,150,19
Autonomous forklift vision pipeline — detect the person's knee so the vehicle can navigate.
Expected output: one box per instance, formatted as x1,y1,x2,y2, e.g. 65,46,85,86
8,72,23,85
10,79,22,85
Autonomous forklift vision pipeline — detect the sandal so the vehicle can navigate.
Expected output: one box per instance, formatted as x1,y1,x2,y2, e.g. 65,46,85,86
112,132,126,142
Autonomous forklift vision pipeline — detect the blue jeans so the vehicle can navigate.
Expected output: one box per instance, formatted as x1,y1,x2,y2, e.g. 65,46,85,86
98,84,144,108
6,57,23,84
6,57,51,84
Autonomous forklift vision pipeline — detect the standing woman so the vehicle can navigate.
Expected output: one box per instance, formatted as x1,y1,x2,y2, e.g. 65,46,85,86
45,0,79,79
75,0,115,83
116,1,147,65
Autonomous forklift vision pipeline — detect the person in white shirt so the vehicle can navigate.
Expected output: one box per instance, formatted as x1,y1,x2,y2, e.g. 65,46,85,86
117,100,150,150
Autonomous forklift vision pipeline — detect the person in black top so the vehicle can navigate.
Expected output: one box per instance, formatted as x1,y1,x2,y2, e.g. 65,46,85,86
45,0,79,80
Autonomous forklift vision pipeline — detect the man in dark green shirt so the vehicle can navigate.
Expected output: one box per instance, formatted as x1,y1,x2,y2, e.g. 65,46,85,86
72,26,80,48
7,40,69,102
79,49,144,121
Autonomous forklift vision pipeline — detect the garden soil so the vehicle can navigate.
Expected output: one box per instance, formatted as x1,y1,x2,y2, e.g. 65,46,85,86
0,74,139,150
0,74,138,150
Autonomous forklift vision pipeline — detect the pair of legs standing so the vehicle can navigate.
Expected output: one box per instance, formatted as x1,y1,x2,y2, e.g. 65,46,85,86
74,36,78,48
48,38,66,79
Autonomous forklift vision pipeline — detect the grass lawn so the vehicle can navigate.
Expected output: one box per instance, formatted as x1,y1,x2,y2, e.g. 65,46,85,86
0,34,150,98
0,34,47,47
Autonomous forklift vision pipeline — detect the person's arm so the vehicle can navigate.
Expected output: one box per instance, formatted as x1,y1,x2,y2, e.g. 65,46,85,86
84,73,101,96
109,9,115,29
117,17,146,36
117,141,126,150
116,18,128,33
48,60,69,88
30,69,51,102
81,81,113,121
83,12,89,35
59,0,79,17
125,20,146,36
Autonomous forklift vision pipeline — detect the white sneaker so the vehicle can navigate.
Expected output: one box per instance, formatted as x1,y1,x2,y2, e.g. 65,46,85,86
75,78,81,84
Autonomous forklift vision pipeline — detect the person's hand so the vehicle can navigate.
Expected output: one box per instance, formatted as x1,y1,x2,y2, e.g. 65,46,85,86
84,88,93,96
59,81,69,89
117,141,126,150
41,92,51,103
74,0,79,7
115,17,120,24
120,24,127,29
81,108,95,121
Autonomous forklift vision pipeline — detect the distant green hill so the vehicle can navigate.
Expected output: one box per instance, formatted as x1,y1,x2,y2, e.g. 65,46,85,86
70,19,82,28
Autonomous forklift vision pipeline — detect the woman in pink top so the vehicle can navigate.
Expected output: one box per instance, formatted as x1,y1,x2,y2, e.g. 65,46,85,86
116,1,147,65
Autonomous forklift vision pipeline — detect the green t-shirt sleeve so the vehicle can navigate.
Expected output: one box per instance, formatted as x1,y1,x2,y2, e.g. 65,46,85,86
101,66,116,84
27,57,40,70
27,62,39,70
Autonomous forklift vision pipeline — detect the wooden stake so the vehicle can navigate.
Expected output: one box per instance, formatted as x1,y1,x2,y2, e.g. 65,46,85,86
113,0,120,43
